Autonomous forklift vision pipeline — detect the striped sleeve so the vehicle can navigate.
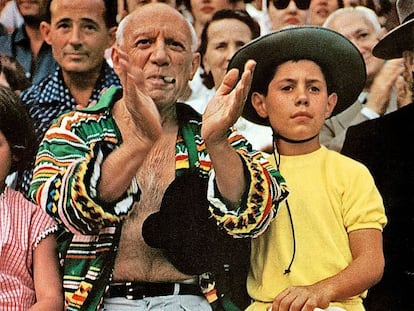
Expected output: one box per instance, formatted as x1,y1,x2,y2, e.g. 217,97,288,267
207,130,289,238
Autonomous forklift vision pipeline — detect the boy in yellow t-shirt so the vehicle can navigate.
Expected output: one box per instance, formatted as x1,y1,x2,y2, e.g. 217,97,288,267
228,26,387,311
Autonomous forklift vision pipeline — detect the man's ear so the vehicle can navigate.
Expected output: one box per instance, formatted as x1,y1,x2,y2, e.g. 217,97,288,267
189,52,201,81
111,46,122,77
107,26,117,48
251,91,269,119
325,92,338,119
40,21,52,45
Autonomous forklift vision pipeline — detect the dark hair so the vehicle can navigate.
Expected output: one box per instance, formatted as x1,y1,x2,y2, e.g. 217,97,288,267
255,58,335,98
45,0,118,28
198,9,260,89
0,54,31,92
0,86,36,173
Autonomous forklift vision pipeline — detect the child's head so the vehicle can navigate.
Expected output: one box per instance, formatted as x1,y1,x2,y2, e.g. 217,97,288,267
228,26,366,129
0,86,36,175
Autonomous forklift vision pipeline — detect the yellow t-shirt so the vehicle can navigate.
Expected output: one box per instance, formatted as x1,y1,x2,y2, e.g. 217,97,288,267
247,146,387,311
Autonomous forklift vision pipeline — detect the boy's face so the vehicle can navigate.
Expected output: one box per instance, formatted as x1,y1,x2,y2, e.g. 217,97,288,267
252,59,337,142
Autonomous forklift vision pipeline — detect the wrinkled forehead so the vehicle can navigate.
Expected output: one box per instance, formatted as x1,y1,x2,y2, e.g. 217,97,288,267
121,5,193,46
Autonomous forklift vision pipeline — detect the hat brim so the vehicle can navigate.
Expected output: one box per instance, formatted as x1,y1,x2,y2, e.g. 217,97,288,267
228,26,366,126
373,20,414,59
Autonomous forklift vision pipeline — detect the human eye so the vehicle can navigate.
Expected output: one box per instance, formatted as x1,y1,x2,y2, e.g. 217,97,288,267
281,84,293,91
135,38,153,48
83,23,98,33
308,85,320,92
166,39,185,51
56,20,70,30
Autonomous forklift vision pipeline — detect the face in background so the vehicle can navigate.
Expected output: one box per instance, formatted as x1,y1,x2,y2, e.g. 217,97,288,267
126,0,177,12
203,18,253,89
268,0,309,31
113,3,199,109
324,10,384,85
309,0,340,25
189,0,242,41
252,60,337,141
17,0,49,25
41,0,116,76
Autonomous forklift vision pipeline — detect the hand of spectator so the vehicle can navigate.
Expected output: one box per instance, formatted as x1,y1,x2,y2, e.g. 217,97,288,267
365,58,405,115
202,59,256,146
116,48,162,144
396,71,413,108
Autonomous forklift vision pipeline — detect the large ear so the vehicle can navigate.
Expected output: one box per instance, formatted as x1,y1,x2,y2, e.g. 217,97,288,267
111,46,122,78
107,26,117,49
325,92,338,119
189,52,201,81
40,21,52,45
251,91,269,119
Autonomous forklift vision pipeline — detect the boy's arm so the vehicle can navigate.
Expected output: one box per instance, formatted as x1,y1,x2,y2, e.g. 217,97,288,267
270,228,384,311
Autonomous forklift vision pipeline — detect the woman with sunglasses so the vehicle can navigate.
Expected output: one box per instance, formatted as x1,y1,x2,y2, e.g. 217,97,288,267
267,0,310,31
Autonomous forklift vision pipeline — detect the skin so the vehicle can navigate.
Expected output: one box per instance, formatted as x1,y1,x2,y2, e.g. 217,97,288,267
126,0,177,12
30,235,63,311
326,10,405,115
268,0,309,31
98,3,254,282
252,60,384,310
40,0,116,107
309,0,339,26
0,130,63,310
190,0,242,42
203,18,254,89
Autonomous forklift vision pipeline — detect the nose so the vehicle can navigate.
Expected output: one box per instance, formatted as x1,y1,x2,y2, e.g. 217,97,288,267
295,86,309,105
69,26,82,47
287,0,299,10
150,40,169,66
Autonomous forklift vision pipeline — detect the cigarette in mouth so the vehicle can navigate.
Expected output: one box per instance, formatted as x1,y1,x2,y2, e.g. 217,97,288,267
163,76,176,83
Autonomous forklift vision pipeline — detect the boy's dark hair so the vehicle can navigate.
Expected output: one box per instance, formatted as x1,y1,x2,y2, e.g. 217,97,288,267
0,86,36,173
256,58,335,97
198,9,261,89
45,0,118,28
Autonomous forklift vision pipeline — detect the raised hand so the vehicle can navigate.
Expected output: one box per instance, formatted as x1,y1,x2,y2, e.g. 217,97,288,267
202,60,256,145
116,47,162,144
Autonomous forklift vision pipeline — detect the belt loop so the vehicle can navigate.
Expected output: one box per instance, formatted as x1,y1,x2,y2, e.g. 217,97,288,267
173,283,180,295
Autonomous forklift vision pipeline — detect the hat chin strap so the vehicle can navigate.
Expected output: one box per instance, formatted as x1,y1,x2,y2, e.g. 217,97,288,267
273,131,318,144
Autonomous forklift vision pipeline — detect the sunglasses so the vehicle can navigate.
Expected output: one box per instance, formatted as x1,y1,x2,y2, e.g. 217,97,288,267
272,0,310,10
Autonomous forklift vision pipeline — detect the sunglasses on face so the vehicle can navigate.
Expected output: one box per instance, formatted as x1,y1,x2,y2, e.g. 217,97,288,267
272,0,310,10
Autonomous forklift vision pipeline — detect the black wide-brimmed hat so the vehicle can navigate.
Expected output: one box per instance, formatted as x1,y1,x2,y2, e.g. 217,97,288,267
373,0,414,59
228,26,366,126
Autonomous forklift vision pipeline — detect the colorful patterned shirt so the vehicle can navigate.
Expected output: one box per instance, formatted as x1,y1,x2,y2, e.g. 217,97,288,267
29,86,288,310
0,187,58,310
16,62,120,195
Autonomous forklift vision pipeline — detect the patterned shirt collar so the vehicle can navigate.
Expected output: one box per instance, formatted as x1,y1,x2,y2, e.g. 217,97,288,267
36,61,120,106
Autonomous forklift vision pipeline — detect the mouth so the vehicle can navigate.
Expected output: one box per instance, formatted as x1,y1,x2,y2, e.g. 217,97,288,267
291,111,312,119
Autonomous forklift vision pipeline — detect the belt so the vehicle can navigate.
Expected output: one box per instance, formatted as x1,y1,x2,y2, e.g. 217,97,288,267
106,282,203,300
